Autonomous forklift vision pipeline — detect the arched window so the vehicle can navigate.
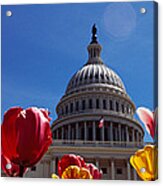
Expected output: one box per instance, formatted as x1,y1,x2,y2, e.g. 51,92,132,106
96,99,99,109
82,100,85,110
66,105,68,114
89,99,92,109
70,103,73,113
75,101,79,111
95,73,98,80
90,73,93,80
110,100,113,110
103,99,107,109
116,102,119,112
122,104,125,113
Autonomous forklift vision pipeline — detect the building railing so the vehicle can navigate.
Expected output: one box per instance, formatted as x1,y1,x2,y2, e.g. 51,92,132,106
52,139,144,148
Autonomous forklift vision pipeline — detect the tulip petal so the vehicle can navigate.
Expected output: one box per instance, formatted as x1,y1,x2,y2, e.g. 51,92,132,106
137,107,155,139
61,165,92,179
15,107,52,166
130,145,158,181
1,107,23,162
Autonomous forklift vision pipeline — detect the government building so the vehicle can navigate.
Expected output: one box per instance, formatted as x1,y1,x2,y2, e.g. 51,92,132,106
25,25,144,180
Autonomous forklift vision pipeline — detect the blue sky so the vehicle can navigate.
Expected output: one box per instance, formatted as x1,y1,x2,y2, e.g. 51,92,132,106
1,1,157,142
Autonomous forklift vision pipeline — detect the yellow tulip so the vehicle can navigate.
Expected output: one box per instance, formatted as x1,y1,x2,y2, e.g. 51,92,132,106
130,145,158,181
51,173,59,179
61,165,92,179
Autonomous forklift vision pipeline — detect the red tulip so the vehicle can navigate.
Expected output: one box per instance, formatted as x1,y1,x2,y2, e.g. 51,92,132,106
1,154,28,177
58,154,87,177
137,107,157,139
1,107,52,174
57,154,103,179
86,163,102,179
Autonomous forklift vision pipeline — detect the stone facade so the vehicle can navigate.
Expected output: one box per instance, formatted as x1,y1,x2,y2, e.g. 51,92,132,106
25,26,144,180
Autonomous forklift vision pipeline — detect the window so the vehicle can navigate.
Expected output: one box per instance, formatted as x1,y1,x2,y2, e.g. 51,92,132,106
110,100,113,110
89,99,92,109
82,100,85,110
116,102,119,112
101,168,107,174
100,74,104,80
70,103,73,113
116,168,122,174
95,73,98,80
90,73,93,80
76,101,79,111
31,166,36,171
122,104,125,113
62,108,64,115
66,105,68,114
96,99,99,109
103,99,107,109
127,106,129,113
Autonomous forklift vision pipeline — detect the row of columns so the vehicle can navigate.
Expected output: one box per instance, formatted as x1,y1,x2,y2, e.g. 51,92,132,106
96,158,137,180
54,122,142,145
49,158,138,180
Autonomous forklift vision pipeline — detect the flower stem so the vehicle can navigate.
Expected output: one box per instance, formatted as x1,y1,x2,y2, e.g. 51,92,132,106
19,165,24,177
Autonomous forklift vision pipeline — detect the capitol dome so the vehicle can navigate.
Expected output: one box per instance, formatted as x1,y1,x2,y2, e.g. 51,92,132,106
66,26,126,96
66,63,126,95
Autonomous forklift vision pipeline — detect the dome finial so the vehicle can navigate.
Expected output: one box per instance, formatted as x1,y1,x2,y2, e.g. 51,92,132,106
91,24,98,44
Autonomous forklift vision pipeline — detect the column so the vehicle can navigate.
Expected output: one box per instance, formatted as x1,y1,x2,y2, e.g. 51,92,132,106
113,100,116,111
119,101,122,112
127,160,131,180
56,129,59,140
136,131,139,146
93,121,96,141
95,159,99,168
76,122,79,140
115,127,118,142
118,124,121,144
125,126,129,144
111,159,115,180
72,127,74,140
107,124,110,141
43,161,49,178
110,122,113,145
93,98,96,108
121,126,124,146
132,128,135,146
85,98,89,110
84,122,87,141
68,124,71,140
50,158,56,174
102,124,105,141
61,126,64,140
99,98,103,109
133,169,138,180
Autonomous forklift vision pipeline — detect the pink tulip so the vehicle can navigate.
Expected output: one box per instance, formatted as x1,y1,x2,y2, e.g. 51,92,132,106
137,107,157,139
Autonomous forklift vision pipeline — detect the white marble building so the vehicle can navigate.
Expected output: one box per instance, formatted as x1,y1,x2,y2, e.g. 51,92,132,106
25,25,144,180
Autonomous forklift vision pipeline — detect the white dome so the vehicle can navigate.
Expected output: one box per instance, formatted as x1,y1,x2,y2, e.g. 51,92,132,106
66,63,126,94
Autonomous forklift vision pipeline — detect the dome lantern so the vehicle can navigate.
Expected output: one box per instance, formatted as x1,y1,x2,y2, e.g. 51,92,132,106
86,24,103,65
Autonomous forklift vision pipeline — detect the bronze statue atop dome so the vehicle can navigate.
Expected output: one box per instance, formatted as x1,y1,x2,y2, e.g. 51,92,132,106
91,24,98,44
